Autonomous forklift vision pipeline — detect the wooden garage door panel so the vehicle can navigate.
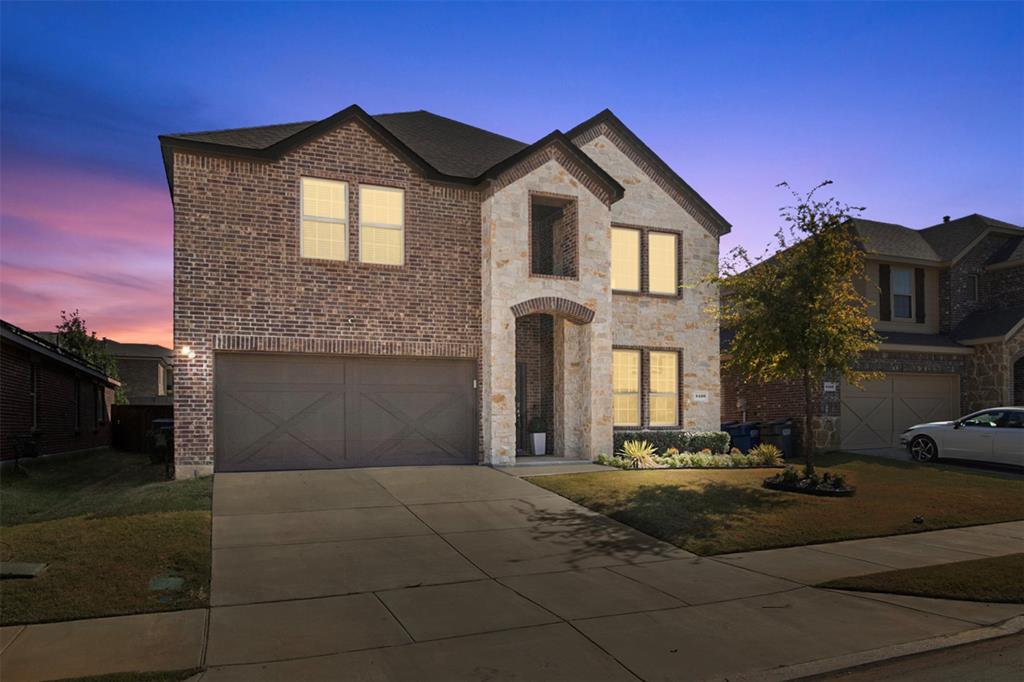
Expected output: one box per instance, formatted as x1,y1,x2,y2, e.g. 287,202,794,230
215,354,476,472
841,373,959,449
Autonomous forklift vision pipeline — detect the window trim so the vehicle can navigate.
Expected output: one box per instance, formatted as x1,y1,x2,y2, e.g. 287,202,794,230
612,349,642,427
359,184,405,266
611,223,683,298
890,266,914,320
648,350,680,427
300,176,348,261
611,226,642,293
613,346,684,430
967,273,979,302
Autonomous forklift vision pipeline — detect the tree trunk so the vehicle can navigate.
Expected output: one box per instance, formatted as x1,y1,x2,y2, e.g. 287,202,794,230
803,370,815,475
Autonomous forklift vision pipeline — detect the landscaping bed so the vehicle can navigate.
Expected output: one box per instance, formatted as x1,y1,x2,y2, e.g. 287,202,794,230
1,449,212,625
526,452,1024,555
763,467,855,496
820,553,1024,603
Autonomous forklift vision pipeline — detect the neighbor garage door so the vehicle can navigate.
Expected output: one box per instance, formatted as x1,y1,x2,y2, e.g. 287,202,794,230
215,353,477,472
840,373,959,449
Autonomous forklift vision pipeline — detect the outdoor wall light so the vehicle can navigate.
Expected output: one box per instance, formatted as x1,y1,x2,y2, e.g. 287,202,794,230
180,345,196,359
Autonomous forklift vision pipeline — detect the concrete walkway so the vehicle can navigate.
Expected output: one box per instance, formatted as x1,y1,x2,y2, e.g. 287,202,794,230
2,465,1022,681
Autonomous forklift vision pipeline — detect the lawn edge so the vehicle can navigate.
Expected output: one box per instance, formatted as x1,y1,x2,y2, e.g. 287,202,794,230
728,614,1024,682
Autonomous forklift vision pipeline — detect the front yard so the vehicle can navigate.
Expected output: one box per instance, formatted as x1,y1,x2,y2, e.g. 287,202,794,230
821,553,1024,603
527,452,1024,555
1,449,212,626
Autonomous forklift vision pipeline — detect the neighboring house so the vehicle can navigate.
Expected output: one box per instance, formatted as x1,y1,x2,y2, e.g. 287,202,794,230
160,105,728,477
33,333,174,405
1,320,118,460
722,214,1024,450
101,340,173,405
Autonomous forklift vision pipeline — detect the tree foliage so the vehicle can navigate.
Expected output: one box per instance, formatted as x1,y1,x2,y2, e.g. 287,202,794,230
715,182,880,472
55,310,128,404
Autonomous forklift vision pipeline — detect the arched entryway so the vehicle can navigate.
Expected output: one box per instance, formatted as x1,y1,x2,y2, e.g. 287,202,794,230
512,297,595,458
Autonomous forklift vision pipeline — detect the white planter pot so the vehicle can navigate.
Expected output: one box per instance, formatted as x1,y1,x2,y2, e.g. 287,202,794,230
529,433,547,456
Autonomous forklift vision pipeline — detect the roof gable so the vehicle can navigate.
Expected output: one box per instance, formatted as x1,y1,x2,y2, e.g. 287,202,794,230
566,109,731,236
920,214,1023,262
849,218,942,263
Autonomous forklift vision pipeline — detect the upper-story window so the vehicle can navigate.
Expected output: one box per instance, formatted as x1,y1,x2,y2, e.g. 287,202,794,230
360,186,404,265
611,227,641,292
891,267,913,319
301,177,347,261
611,227,680,295
648,232,679,295
530,193,577,278
966,274,979,302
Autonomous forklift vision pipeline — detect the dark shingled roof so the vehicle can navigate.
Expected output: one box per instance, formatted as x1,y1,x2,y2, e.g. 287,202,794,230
952,304,1024,342
986,235,1024,267
165,120,317,149
849,218,942,262
31,333,173,360
920,214,1023,261
163,110,529,180
373,111,528,178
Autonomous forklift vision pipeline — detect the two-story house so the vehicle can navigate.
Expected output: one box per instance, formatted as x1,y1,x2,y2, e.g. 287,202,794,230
722,213,1024,451
160,106,728,477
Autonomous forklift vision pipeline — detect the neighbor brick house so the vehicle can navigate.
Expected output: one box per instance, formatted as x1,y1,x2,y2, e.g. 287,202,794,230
1,320,118,460
160,105,728,477
722,214,1024,450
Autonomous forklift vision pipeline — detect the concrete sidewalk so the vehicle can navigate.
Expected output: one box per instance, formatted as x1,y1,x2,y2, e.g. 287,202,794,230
2,465,1022,681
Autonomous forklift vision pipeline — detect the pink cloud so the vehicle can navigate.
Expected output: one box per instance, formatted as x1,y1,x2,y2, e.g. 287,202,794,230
1,157,173,346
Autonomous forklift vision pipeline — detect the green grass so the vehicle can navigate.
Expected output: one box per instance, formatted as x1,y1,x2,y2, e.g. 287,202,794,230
527,452,1024,555
820,553,1024,603
1,449,212,625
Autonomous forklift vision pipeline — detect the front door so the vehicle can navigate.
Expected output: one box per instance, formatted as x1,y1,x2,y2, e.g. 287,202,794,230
515,362,527,453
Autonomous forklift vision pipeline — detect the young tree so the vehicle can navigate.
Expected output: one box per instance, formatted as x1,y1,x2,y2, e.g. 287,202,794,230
716,182,880,473
54,310,128,404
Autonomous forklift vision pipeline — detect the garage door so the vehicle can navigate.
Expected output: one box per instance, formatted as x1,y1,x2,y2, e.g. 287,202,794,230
215,353,477,472
840,373,959,449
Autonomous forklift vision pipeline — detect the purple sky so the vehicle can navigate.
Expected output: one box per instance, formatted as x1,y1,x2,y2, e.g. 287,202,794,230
2,1,1021,347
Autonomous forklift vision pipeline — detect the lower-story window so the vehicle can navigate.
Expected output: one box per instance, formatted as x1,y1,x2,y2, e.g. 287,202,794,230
649,351,679,426
612,349,641,427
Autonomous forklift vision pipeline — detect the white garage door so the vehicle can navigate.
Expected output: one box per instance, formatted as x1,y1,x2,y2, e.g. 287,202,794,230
840,373,960,449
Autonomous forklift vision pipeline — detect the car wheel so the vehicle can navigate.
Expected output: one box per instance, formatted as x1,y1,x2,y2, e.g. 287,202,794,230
910,435,938,462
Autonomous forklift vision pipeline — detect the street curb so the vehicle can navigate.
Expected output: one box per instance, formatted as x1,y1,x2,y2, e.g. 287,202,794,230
726,614,1024,681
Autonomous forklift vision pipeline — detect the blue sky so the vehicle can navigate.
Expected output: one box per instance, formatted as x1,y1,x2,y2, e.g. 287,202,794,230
2,1,1021,344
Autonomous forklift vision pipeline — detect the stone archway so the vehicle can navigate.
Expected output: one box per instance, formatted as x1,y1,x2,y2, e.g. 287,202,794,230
510,297,595,325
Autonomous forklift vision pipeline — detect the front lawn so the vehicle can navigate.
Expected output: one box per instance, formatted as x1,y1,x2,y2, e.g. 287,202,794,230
527,452,1024,555
1,449,212,625
820,553,1024,603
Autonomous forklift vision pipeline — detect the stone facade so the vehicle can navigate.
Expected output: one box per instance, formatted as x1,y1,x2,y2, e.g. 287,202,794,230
170,113,725,475
964,328,1024,410
577,134,721,433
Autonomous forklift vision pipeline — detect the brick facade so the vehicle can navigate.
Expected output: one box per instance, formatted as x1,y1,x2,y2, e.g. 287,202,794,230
1,341,113,460
170,113,725,475
172,121,482,476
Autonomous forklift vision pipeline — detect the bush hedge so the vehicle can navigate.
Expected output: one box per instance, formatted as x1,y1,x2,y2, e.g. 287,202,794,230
613,430,730,455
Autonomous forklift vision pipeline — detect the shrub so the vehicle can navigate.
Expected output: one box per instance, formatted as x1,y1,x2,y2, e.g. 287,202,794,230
617,440,659,469
665,447,680,456
749,443,783,466
612,430,730,455
780,466,800,484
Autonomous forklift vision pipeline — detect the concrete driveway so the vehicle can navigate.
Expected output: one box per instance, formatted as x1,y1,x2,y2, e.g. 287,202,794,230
202,465,1024,681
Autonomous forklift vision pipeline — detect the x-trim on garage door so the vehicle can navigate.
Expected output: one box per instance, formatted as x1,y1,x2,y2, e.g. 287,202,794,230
214,353,477,472
840,373,959,449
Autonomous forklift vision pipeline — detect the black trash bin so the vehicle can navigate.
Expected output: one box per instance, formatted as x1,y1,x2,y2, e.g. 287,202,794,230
762,418,795,458
721,421,761,454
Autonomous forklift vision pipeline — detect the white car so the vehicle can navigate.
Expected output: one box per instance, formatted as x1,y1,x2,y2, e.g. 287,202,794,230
900,407,1024,467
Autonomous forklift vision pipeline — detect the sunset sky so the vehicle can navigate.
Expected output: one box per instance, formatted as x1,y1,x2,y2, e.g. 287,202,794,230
1,1,1021,348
